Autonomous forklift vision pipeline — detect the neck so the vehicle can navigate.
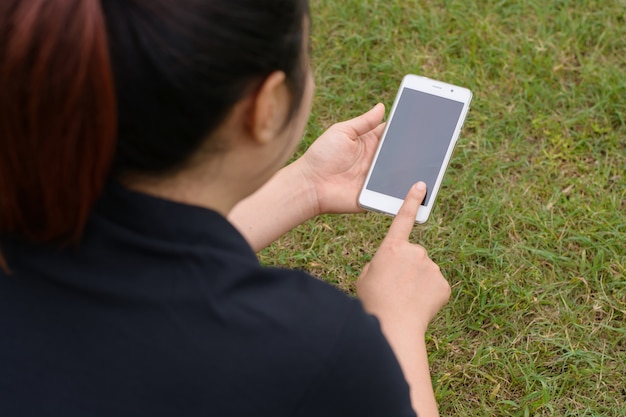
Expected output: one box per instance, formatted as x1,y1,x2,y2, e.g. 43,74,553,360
120,104,287,216
121,168,242,217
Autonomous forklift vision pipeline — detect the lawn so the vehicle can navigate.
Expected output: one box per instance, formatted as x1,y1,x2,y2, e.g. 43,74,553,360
260,0,626,415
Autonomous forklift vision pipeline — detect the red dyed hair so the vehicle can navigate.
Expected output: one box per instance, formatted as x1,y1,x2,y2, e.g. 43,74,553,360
0,0,116,267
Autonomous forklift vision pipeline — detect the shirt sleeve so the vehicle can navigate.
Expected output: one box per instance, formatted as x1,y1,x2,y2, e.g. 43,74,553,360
293,300,418,417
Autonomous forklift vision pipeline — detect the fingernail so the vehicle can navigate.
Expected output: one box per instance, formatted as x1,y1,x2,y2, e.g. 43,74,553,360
415,181,427,191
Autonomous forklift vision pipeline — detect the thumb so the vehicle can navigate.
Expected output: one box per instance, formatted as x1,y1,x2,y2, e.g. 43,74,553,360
338,103,385,138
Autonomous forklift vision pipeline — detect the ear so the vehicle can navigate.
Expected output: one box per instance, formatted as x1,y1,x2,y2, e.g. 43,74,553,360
248,71,289,145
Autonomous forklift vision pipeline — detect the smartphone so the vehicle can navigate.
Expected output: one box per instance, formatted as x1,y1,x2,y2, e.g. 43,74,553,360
358,74,472,223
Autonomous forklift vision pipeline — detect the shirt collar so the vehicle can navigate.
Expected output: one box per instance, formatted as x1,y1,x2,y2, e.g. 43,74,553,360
94,181,254,255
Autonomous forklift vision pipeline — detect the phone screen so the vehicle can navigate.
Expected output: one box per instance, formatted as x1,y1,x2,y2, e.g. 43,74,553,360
365,88,465,205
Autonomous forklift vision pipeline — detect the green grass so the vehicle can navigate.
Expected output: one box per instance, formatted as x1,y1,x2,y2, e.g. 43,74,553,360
260,0,626,415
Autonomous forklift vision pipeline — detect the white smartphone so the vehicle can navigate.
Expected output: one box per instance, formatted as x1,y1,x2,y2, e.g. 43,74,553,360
358,74,472,223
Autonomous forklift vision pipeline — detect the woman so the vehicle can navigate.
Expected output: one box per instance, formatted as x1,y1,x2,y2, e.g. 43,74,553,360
0,1,451,416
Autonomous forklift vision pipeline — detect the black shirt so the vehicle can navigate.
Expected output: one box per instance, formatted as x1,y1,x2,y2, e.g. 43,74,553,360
0,182,416,417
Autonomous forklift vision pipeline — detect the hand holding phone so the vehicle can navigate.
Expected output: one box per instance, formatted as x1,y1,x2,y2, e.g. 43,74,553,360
358,74,472,223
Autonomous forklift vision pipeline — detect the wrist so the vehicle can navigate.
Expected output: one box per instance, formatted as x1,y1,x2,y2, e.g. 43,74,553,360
375,313,428,344
289,158,323,218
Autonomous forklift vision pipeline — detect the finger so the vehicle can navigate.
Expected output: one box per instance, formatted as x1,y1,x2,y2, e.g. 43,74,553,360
337,103,385,139
386,182,427,240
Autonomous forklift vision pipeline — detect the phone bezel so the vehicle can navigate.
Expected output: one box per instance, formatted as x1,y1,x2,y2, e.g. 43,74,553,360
358,74,472,223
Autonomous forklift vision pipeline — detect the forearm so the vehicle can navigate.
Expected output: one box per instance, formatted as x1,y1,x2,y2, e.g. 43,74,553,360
382,323,440,417
228,160,319,252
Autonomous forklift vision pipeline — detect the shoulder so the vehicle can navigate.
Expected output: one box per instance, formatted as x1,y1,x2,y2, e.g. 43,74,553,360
241,268,416,417
226,266,362,340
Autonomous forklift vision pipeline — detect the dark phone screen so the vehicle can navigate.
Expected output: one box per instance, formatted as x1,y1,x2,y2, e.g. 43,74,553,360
366,88,465,205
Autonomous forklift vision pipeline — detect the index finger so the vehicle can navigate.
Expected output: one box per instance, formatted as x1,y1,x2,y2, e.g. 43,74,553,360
386,182,427,240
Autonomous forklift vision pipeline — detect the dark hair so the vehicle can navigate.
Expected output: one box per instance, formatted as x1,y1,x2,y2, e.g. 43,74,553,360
102,0,310,175
0,0,310,262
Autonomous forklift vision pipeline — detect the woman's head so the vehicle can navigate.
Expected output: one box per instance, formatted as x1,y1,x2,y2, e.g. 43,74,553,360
0,0,311,248
103,0,311,174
